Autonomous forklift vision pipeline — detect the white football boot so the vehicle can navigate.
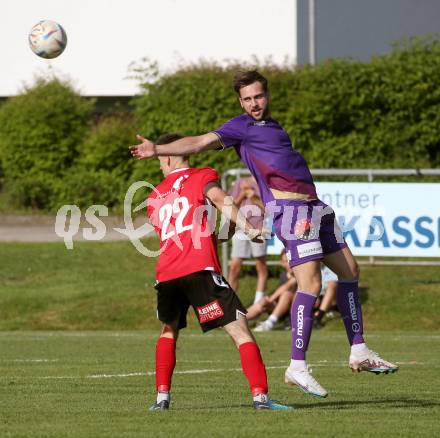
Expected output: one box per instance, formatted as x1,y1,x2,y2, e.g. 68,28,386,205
285,365,328,398
349,348,399,374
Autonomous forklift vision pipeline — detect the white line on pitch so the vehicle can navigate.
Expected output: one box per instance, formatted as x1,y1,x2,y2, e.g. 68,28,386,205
1,332,439,343
24,361,421,380
84,362,423,379
86,366,287,379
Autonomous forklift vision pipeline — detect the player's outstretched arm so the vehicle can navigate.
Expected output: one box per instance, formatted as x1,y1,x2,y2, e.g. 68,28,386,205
130,132,221,160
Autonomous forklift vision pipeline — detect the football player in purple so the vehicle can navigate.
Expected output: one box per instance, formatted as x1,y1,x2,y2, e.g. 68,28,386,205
130,70,398,398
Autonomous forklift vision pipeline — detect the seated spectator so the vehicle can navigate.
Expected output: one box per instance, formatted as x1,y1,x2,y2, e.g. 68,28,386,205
247,251,297,332
227,176,268,304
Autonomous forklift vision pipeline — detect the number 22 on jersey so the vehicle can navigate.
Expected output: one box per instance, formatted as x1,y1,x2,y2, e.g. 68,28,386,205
158,196,193,241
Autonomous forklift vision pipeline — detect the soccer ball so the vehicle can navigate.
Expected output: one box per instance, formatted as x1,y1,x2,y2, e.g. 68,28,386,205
28,20,67,59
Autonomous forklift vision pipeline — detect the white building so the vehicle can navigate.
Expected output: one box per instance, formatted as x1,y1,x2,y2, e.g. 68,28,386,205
3,0,438,98
2,0,297,97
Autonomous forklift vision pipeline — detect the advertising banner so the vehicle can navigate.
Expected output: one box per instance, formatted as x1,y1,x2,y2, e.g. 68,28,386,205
267,183,440,257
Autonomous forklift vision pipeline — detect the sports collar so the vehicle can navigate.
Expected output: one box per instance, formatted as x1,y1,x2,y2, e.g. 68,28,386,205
169,167,190,174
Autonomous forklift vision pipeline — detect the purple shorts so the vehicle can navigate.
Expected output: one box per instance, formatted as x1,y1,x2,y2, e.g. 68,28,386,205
272,199,347,267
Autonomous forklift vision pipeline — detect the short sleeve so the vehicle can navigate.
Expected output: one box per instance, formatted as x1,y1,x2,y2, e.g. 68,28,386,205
199,168,220,190
213,116,247,149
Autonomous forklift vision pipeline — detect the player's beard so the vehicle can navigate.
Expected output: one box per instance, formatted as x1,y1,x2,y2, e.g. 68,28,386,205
248,104,270,121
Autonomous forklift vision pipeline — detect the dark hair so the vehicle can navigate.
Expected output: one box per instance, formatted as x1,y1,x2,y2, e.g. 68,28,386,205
233,70,268,94
155,133,189,161
155,133,184,145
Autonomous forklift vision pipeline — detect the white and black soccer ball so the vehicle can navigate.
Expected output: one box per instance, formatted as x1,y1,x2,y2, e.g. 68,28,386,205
28,20,67,59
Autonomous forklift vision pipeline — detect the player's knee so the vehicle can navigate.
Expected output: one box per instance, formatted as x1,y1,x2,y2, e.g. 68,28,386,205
224,319,254,347
298,275,321,295
349,260,360,280
160,323,179,340
310,280,322,295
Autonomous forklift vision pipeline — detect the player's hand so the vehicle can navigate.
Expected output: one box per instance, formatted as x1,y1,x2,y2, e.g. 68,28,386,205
129,135,157,160
247,227,272,243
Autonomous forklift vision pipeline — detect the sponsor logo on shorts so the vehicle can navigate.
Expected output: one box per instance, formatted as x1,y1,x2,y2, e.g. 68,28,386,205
294,219,318,240
236,310,246,320
211,272,228,288
196,300,224,324
297,241,323,258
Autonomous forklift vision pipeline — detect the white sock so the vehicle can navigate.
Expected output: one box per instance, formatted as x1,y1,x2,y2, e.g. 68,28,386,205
268,314,278,325
351,343,369,354
254,291,265,303
253,393,269,403
156,391,170,403
289,359,307,370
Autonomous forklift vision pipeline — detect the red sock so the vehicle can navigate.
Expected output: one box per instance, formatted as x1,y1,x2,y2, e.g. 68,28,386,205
155,337,176,392
239,342,268,396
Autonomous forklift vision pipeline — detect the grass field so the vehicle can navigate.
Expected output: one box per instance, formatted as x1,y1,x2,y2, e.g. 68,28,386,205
0,241,439,331
1,241,439,437
1,330,439,437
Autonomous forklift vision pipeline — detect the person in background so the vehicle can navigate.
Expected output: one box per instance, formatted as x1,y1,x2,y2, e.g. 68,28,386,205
130,70,398,400
247,250,297,332
227,176,268,304
313,265,338,329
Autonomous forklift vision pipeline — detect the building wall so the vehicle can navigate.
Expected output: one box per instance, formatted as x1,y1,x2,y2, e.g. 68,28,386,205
297,0,440,64
3,0,296,97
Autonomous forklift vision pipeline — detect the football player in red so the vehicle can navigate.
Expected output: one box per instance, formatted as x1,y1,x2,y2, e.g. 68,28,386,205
147,133,290,411
132,71,398,400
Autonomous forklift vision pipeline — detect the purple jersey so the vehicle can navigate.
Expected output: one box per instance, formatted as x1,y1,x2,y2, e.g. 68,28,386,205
214,114,317,205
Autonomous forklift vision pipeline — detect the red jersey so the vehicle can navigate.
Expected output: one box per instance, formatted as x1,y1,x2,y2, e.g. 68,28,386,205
147,167,222,282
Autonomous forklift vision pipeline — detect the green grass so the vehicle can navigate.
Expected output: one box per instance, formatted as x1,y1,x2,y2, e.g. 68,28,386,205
0,330,439,437
0,241,439,331
1,241,439,436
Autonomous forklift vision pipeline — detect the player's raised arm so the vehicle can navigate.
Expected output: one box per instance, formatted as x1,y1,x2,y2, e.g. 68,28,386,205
130,132,221,160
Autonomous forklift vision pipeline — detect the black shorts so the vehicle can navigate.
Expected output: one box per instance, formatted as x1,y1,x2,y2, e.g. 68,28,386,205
155,271,247,332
